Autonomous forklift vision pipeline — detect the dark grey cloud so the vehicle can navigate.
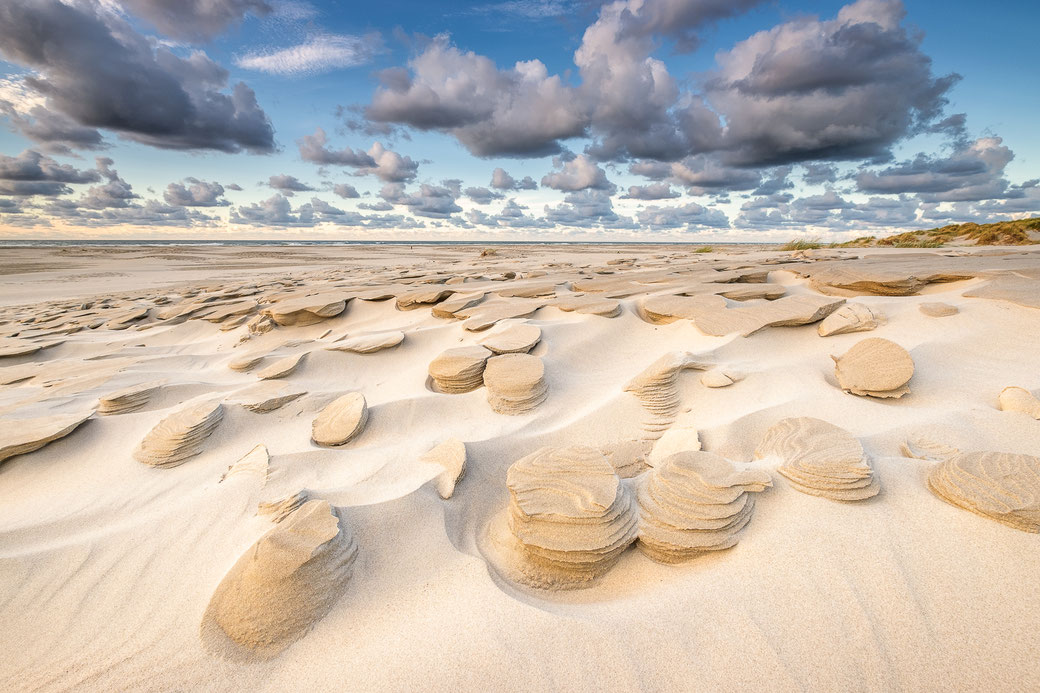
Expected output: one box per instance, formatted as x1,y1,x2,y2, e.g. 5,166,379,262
297,128,418,181
267,174,315,196
0,149,102,196
636,202,730,230
0,0,275,153
638,155,761,195
79,158,137,209
333,183,360,198
0,102,105,153
465,186,504,204
621,183,679,200
801,162,840,186
365,37,587,157
706,0,958,166
856,137,1013,202
360,0,958,173
490,167,537,191
231,193,306,225
359,201,393,211
43,196,218,227
543,190,632,228
380,182,462,219
163,178,228,206
121,0,272,42
541,155,614,192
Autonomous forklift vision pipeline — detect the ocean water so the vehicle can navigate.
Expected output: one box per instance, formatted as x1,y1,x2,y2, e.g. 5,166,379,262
0,239,727,248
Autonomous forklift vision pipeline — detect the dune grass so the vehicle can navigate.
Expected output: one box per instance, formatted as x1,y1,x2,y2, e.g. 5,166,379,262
694,246,714,253
780,238,823,251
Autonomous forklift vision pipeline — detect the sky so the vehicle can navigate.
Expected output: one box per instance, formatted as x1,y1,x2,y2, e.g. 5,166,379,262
0,0,1038,242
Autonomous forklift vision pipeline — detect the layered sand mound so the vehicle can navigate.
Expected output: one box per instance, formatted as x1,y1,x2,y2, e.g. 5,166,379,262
133,400,224,468
832,338,914,398
200,500,358,660
478,323,541,354
226,381,306,413
755,417,879,501
920,302,959,317
998,387,1040,419
817,303,885,337
326,331,404,354
928,451,1040,532
311,393,368,447
483,354,548,415
551,294,622,317
257,352,306,380
0,411,93,464
262,295,347,326
642,294,844,337
637,451,772,563
700,368,745,388
98,381,162,415
428,346,493,394
624,352,713,437
499,446,638,589
220,444,270,484
419,438,467,499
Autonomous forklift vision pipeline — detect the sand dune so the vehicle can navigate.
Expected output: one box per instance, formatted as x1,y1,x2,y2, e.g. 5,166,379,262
1,243,1039,690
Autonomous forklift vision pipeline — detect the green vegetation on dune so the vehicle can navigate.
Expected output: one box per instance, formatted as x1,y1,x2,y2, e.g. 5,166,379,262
780,238,823,251
832,218,1040,248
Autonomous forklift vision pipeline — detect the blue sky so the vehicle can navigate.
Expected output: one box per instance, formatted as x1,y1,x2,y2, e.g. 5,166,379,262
0,0,1038,240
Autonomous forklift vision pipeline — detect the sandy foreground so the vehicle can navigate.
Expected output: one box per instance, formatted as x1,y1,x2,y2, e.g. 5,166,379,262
1,243,1039,691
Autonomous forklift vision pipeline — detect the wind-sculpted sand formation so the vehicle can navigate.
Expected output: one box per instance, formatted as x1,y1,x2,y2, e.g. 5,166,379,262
133,400,224,468
831,337,914,398
926,448,1040,532
637,451,772,563
490,446,639,589
200,500,359,661
755,417,879,501
1,243,1040,689
311,393,368,447
483,353,548,415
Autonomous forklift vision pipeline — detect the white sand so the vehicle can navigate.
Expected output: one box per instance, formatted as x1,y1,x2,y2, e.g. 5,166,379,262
1,243,1039,691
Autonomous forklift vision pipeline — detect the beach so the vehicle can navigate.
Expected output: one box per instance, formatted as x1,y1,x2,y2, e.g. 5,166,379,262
1,243,1039,691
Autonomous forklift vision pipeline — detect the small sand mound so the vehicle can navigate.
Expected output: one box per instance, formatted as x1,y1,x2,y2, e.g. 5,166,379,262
226,381,306,413
428,346,492,394
419,438,467,499
263,295,347,326
637,451,772,563
901,433,961,462
623,352,713,437
919,302,958,317
998,386,1040,419
258,490,311,523
98,381,162,415
220,444,270,484
0,410,93,464
133,400,224,468
552,294,622,317
497,446,638,589
0,339,42,358
396,287,453,310
483,354,548,415
326,331,404,354
817,303,884,337
831,337,913,398
648,416,701,465
200,499,358,661
755,417,879,500
311,393,368,447
478,323,541,354
432,292,484,319
928,451,1040,532
257,352,306,380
